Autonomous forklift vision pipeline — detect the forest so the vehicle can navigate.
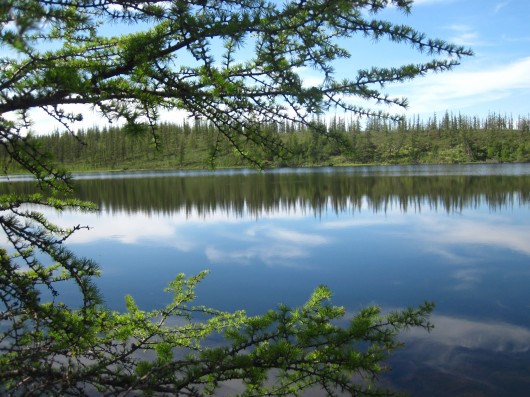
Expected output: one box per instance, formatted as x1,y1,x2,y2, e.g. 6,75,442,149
2,112,529,173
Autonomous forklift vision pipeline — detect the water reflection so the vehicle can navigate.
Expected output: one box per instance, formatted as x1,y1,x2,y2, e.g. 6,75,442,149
57,205,530,269
414,216,530,257
407,315,530,353
3,165,529,217
385,315,530,396
2,164,530,396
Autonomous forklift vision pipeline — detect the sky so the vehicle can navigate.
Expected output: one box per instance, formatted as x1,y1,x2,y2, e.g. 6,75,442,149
370,0,530,120
7,0,530,133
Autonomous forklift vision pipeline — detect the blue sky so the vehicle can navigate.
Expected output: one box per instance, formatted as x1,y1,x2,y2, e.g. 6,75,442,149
8,0,530,133
122,0,530,125
160,0,530,123
365,0,530,119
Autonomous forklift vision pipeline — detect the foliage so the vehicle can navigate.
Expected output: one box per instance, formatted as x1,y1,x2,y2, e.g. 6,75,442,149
3,112,527,172
1,0,471,169
0,267,434,395
0,0,471,395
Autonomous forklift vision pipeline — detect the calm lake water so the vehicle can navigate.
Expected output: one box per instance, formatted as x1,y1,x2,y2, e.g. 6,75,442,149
2,163,530,396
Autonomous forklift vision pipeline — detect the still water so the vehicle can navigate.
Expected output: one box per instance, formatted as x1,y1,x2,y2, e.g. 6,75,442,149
3,163,530,396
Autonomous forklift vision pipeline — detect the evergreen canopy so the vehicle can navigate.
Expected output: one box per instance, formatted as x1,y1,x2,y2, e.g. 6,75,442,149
1,1,469,395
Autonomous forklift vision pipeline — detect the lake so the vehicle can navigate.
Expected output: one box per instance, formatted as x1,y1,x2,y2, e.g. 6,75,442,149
2,163,530,396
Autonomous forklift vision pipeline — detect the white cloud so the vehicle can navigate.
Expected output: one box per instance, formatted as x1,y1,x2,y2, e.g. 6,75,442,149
447,24,482,46
494,1,509,13
15,105,108,135
10,102,192,136
295,67,326,88
400,56,530,115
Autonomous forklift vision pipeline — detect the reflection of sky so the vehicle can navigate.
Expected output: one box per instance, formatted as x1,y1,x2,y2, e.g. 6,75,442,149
7,189,530,396
205,224,330,267
46,198,530,316
58,201,530,266
405,314,530,354
383,313,530,397
415,216,530,257
33,195,530,325
4,166,530,397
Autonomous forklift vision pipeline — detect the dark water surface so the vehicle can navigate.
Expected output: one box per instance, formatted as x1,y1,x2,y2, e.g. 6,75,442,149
2,163,530,396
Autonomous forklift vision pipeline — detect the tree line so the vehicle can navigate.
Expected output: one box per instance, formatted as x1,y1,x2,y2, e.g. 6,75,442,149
2,112,528,174
0,0,490,394
6,171,529,217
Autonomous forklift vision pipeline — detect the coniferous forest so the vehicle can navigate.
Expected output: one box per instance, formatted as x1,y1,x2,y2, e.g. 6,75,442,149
2,112,529,173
